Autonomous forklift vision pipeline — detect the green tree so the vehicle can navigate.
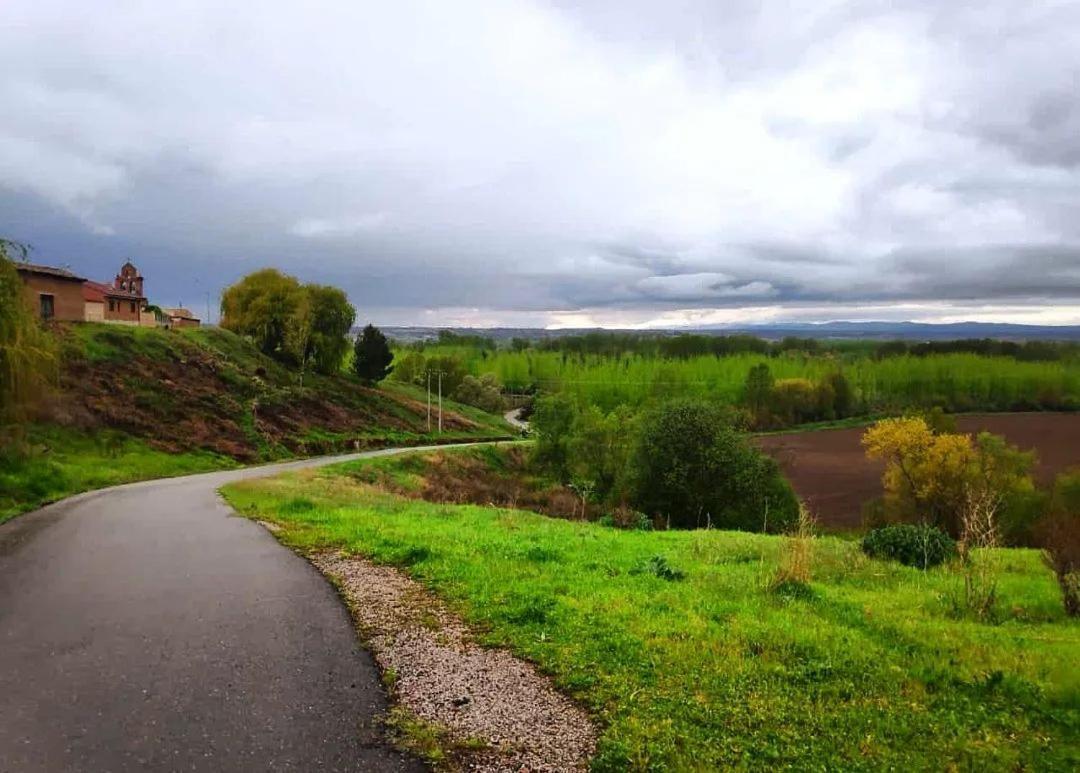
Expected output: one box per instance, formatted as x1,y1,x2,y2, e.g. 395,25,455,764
630,400,798,531
352,324,394,384
391,351,428,386
743,363,774,427
453,373,505,413
220,269,303,360
423,354,467,394
567,404,637,500
303,285,355,375
0,239,57,436
530,392,577,479
824,370,854,418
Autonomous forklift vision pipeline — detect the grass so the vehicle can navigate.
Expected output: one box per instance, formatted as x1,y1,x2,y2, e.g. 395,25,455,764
0,425,238,523
0,323,513,522
222,449,1080,772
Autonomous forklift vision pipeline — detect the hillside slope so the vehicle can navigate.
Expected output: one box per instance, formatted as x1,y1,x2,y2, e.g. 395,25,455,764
1,323,510,521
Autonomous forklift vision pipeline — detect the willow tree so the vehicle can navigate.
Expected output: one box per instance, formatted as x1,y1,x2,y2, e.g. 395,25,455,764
0,239,58,439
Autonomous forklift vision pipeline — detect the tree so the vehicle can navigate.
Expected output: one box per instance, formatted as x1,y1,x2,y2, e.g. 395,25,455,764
862,417,1036,537
220,269,303,360
630,399,798,531
352,324,394,384
0,239,57,436
220,271,355,375
1040,470,1080,616
824,371,854,418
422,354,467,394
303,285,355,375
530,392,577,480
743,363,774,427
567,404,637,500
391,351,428,386
453,373,505,413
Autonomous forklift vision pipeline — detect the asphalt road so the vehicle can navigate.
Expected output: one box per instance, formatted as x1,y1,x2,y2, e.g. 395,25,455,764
0,446,472,773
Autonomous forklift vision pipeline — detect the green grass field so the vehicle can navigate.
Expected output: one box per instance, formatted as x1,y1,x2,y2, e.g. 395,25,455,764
223,448,1080,771
0,425,238,524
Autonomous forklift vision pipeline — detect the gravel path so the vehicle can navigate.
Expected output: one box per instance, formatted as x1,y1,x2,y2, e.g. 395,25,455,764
313,553,596,772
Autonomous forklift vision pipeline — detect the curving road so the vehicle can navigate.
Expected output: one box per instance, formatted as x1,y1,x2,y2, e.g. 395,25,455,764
0,445,480,773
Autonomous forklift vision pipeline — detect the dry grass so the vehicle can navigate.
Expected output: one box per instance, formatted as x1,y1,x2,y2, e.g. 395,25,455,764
771,503,816,592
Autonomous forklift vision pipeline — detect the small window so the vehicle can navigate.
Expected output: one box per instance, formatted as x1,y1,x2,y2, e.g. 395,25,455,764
39,294,55,320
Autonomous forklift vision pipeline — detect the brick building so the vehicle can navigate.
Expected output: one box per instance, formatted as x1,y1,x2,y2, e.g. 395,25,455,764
101,262,147,324
14,258,199,328
14,263,87,321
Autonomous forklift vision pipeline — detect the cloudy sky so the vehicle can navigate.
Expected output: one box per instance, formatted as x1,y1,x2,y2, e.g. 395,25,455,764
2,0,1079,327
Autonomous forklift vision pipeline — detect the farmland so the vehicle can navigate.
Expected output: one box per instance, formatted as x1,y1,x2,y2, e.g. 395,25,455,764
756,412,1080,529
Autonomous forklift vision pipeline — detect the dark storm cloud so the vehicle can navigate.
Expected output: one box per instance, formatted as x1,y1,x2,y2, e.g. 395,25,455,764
1,0,1079,326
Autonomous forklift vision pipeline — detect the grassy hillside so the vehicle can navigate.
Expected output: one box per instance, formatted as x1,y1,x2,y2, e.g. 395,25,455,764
224,447,1080,772
1,323,510,522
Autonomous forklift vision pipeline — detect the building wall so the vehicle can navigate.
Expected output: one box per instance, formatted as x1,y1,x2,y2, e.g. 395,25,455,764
85,300,105,322
170,316,200,328
20,274,85,321
105,296,142,323
139,310,160,327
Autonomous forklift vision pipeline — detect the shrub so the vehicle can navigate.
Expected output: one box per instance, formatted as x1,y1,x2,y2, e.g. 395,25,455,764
632,555,685,581
452,373,505,413
600,505,653,531
630,400,799,531
1040,470,1080,617
862,524,956,569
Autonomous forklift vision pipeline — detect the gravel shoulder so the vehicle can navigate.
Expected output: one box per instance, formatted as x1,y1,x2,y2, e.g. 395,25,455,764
312,552,596,772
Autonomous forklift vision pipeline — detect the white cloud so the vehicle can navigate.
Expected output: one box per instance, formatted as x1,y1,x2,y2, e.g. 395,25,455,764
0,0,1078,323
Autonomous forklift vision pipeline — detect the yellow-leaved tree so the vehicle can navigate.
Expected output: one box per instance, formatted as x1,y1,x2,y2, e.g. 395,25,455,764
861,416,1035,538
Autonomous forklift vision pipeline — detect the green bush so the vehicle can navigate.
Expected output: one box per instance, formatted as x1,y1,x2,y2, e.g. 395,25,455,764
862,524,956,569
630,399,799,531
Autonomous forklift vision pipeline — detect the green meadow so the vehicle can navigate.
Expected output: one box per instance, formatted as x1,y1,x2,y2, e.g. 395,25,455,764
223,447,1080,772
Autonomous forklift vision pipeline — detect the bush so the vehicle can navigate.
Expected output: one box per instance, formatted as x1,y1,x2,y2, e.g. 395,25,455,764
631,555,685,581
600,505,653,531
1039,470,1080,617
630,399,799,531
862,524,956,569
452,373,505,413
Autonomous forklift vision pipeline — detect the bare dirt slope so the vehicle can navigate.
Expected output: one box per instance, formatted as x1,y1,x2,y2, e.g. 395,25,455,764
44,323,506,461
754,413,1080,529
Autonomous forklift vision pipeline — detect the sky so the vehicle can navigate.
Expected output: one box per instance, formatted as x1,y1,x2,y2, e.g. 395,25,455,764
2,0,1079,327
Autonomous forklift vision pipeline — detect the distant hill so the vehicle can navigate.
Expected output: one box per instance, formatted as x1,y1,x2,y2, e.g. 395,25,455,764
384,321,1080,343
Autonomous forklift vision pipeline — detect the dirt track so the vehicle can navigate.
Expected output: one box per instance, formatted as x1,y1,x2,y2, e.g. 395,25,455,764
754,413,1080,530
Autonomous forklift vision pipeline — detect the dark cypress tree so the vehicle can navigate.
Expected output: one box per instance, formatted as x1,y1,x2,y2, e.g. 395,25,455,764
352,324,394,384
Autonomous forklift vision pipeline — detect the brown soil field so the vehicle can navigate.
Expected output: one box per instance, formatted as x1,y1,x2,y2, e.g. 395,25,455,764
753,413,1080,530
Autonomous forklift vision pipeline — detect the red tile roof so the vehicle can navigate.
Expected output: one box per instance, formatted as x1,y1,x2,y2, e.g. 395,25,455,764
14,262,86,282
83,280,109,302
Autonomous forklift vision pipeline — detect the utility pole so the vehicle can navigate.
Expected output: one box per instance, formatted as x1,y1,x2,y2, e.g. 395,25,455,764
437,370,443,434
426,371,432,433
